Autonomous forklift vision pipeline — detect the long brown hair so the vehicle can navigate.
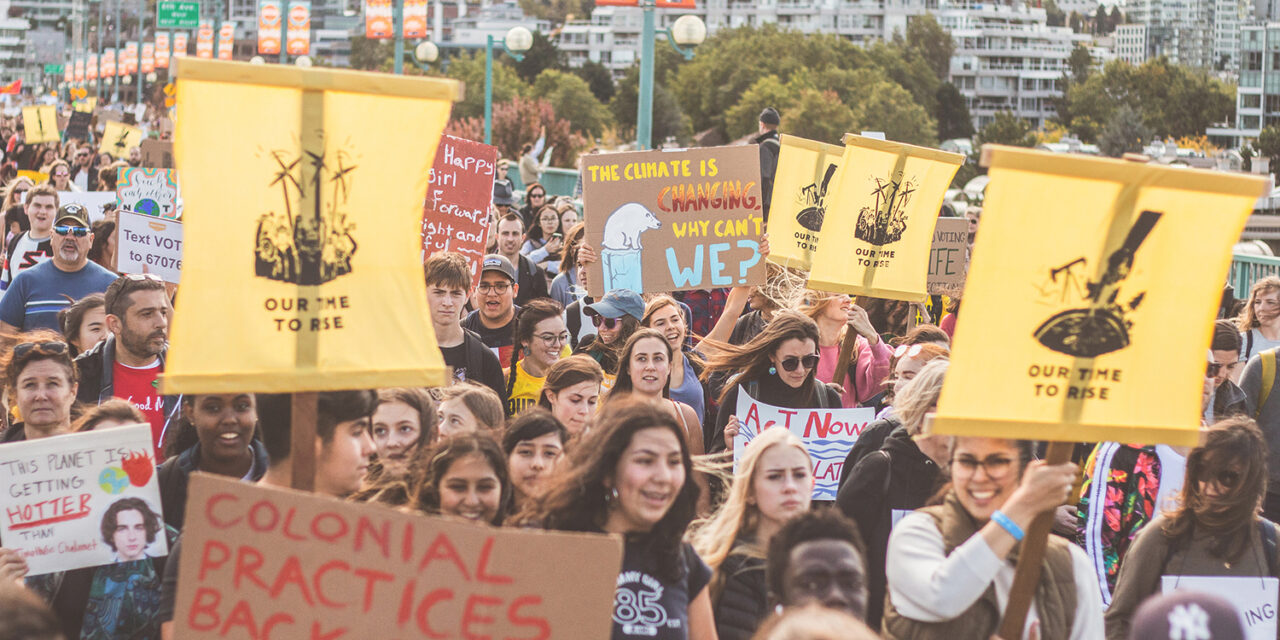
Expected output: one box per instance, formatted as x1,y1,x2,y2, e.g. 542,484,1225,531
1238,276,1280,331
700,311,821,406
610,328,672,398
1163,417,1268,561
409,433,512,525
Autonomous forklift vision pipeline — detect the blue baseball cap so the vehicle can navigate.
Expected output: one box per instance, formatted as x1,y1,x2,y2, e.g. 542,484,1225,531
585,289,645,321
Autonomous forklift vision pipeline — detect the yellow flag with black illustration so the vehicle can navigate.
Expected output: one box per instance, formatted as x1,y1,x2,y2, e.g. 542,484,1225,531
21,106,59,143
806,134,964,301
99,121,144,159
765,135,843,271
161,58,459,393
932,146,1268,446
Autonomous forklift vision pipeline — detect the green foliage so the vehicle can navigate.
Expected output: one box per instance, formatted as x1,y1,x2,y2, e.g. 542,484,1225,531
935,82,974,141
1061,58,1235,142
786,90,857,145
349,36,393,72
1045,0,1066,27
531,69,612,139
723,75,791,140
515,31,566,84
975,111,1035,148
445,96,588,167
575,60,616,104
905,14,953,82
610,66,691,146
518,0,595,23
851,77,937,146
1098,104,1152,157
445,51,529,121
1257,126,1280,174
864,41,940,116
1068,46,1093,83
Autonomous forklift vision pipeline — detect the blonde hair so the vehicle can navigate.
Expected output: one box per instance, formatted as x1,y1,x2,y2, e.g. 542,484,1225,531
689,427,811,582
798,289,849,342
752,604,880,640
897,358,948,436
1238,275,1280,331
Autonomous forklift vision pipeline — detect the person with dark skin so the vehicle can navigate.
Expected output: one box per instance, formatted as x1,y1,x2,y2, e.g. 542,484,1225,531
765,509,869,621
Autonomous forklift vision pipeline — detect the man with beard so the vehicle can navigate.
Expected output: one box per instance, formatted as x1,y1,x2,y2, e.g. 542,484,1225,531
76,273,180,460
0,203,115,332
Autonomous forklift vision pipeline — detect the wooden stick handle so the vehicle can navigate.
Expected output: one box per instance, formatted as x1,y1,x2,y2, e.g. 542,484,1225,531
831,322,859,387
996,441,1074,639
289,392,318,492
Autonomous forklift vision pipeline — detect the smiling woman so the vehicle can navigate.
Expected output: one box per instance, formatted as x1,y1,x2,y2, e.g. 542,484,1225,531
409,433,512,526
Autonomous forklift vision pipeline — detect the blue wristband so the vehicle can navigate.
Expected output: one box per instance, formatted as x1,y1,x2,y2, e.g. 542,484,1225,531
991,510,1024,541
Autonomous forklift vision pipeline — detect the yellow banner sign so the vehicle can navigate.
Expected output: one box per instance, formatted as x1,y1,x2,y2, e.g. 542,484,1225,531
932,146,1268,446
806,134,963,301
21,105,59,144
99,120,144,159
765,134,843,271
162,59,460,393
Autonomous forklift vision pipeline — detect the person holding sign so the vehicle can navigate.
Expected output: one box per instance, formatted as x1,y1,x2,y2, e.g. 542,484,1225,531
800,291,891,407
578,289,645,385
689,426,813,640
883,438,1100,639
514,397,714,640
1105,418,1280,639
705,312,843,455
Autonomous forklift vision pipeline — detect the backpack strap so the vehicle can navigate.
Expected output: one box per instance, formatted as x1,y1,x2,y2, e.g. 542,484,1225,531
878,449,893,498
1258,349,1277,419
1261,518,1278,576
1246,330,1255,361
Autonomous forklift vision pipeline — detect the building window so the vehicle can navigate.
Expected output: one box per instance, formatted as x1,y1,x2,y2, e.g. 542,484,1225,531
1244,94,1262,109
1247,51,1263,71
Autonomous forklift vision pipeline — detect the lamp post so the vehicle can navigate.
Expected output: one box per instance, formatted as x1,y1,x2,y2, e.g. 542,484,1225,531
135,0,143,105
636,11,705,150
415,27,533,145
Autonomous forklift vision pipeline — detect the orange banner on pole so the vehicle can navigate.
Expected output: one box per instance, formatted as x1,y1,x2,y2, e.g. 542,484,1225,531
216,21,236,60
365,0,392,39
173,32,189,58
195,21,215,59
86,54,98,81
124,42,138,74
101,49,116,77
141,43,155,73
404,0,427,38
74,58,84,83
156,33,171,69
257,0,282,55
286,1,310,55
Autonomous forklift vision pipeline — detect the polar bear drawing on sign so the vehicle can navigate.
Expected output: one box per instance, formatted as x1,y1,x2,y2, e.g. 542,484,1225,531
601,202,662,251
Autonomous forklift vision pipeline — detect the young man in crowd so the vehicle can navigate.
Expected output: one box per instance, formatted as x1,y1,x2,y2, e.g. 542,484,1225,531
0,183,57,293
425,251,507,406
76,274,179,460
0,203,115,332
766,509,869,623
493,212,549,306
1210,319,1247,420
462,254,520,368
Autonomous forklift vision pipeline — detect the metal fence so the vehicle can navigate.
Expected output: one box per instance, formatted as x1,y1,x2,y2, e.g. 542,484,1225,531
1231,253,1280,294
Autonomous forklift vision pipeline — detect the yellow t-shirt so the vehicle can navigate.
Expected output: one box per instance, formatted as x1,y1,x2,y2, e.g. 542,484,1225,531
508,360,547,416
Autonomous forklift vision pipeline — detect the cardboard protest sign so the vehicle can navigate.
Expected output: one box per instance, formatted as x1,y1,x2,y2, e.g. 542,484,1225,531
17,170,47,185
63,111,91,141
1163,576,1277,640
140,139,174,168
0,424,167,576
99,121,144,159
21,105,59,143
766,135,844,271
57,191,117,224
175,474,622,639
163,58,460,393
807,135,964,302
118,210,183,283
933,146,1268,446
734,386,874,500
582,146,766,298
422,135,498,291
118,167,182,219
927,217,968,296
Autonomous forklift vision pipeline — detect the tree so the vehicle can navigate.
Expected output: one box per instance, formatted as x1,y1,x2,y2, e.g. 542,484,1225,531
445,51,529,121
1045,0,1065,27
531,69,612,139
574,60,615,104
974,111,1035,148
349,36,393,72
610,66,691,145
1068,45,1093,83
1061,58,1234,142
1098,105,1152,157
1258,126,1280,174
786,90,858,145
445,96,588,167
1069,12,1083,33
722,75,793,140
851,79,937,146
905,14,953,82
935,82,975,141
514,31,566,83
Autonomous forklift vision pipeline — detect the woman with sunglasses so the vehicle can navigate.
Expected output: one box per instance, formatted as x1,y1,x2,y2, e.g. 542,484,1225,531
800,290,891,408
705,311,843,455
506,299,570,416
1106,418,1277,639
45,159,77,193
519,182,547,229
576,289,644,387
883,437,1101,639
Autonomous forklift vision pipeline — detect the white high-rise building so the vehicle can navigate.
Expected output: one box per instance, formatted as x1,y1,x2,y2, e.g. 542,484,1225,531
1115,23,1148,63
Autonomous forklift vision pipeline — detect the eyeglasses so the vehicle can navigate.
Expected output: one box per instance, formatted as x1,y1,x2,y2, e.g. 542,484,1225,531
953,455,1015,479
477,282,511,294
591,315,620,330
13,340,68,358
779,354,820,372
894,344,925,359
53,225,89,237
530,192,545,199
534,332,571,345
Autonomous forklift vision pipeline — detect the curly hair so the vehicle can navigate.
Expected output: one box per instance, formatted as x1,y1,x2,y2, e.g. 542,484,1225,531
100,497,161,551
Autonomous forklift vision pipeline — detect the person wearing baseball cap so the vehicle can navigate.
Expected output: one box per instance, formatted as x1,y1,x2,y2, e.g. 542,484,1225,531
576,289,645,381
1128,591,1244,640
462,254,522,369
0,201,116,332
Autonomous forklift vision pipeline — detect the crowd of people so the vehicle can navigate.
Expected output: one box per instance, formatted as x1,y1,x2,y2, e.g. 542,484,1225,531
0,107,1271,640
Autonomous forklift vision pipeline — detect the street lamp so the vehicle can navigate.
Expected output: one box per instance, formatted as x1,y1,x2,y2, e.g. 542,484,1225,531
250,55,266,65
296,55,312,67
636,10,705,150
484,27,532,144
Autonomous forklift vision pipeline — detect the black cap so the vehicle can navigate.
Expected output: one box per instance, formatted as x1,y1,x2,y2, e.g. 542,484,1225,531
1129,590,1244,640
55,203,90,228
492,180,516,207
759,107,780,126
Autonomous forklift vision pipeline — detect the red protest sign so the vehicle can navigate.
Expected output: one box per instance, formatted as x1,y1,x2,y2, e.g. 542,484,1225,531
175,474,621,640
422,135,499,292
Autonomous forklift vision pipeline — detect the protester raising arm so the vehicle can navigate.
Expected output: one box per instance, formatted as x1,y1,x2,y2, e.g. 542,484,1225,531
800,291,890,407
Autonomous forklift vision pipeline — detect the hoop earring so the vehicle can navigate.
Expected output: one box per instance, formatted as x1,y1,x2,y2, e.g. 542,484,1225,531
768,366,777,375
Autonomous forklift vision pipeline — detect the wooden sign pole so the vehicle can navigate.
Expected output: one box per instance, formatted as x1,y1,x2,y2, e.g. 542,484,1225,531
995,440,1074,639
831,322,859,387
289,392,318,492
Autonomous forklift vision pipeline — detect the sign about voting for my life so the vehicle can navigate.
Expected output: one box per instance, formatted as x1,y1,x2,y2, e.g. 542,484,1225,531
0,424,167,576
117,209,183,283
927,217,969,296
175,474,622,640
933,146,1269,446
421,134,498,293
582,145,766,298
734,386,874,501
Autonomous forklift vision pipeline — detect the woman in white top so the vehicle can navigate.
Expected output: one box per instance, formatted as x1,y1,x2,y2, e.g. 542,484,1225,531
883,437,1104,639
1235,275,1280,379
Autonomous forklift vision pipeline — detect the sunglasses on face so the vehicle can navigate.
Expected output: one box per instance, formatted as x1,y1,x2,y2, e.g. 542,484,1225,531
53,225,88,237
14,340,68,358
779,354,820,372
591,315,620,330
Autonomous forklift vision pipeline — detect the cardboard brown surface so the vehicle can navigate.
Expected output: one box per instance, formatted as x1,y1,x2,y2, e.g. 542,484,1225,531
582,145,766,297
174,474,623,639
140,139,174,168
926,217,969,296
